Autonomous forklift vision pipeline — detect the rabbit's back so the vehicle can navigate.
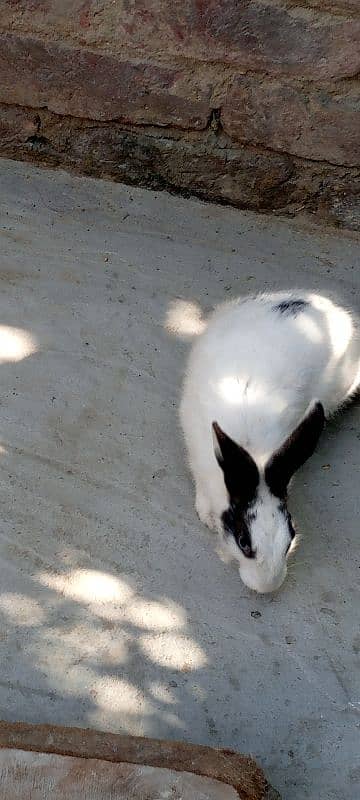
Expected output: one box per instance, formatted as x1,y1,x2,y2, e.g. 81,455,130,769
181,292,360,464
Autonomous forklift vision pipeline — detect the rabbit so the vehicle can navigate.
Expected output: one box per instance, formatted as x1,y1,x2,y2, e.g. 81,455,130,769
180,291,360,593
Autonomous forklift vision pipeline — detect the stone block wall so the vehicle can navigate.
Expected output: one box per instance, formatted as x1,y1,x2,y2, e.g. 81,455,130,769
0,1,359,229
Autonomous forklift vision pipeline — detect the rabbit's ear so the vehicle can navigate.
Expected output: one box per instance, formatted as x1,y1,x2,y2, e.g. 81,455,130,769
265,401,325,498
212,422,259,504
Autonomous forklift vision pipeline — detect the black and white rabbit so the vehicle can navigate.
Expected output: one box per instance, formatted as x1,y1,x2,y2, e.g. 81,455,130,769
180,291,360,593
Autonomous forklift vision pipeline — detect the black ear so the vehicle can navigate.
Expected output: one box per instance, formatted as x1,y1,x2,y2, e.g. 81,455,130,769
265,401,325,498
212,421,259,504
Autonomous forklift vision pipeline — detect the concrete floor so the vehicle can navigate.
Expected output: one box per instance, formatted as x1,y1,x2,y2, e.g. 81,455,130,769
0,158,359,800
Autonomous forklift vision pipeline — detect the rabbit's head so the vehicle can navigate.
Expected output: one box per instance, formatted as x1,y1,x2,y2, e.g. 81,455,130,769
213,401,325,593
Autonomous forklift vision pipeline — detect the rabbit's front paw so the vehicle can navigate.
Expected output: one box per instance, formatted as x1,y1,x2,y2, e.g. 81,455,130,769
195,490,218,532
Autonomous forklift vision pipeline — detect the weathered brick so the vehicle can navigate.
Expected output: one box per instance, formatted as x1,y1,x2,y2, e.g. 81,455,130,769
0,102,294,210
0,33,211,129
0,105,39,145
0,720,278,800
0,102,359,229
222,77,360,166
1,1,359,80
182,0,360,78
0,2,359,231
295,1,359,12
0,749,241,800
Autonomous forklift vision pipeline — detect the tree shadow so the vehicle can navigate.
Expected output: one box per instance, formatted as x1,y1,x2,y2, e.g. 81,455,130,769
0,162,359,800
0,306,358,800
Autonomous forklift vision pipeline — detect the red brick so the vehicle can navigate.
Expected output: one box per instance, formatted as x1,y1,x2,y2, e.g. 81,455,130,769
0,33,211,129
0,720,276,800
222,77,360,167
1,1,359,80
183,0,360,78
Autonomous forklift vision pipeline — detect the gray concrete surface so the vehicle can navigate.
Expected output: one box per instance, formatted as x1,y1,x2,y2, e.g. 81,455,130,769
0,158,359,800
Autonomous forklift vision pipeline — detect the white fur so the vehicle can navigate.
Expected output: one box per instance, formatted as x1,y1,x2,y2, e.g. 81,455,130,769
180,291,360,593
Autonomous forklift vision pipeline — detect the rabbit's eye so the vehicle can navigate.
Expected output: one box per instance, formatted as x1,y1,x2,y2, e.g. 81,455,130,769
222,506,255,558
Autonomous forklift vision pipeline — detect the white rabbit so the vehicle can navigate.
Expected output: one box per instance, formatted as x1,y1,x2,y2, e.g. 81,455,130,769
180,291,360,593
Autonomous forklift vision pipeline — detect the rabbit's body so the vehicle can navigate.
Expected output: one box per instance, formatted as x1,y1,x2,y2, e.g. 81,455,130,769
180,291,360,593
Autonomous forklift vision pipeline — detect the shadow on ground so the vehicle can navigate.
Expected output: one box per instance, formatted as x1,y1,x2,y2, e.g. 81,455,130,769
0,159,359,800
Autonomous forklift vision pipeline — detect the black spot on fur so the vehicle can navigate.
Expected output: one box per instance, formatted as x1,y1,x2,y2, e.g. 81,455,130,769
222,503,256,558
273,299,308,317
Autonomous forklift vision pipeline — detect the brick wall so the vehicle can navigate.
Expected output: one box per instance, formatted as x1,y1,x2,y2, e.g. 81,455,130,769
0,1,359,229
